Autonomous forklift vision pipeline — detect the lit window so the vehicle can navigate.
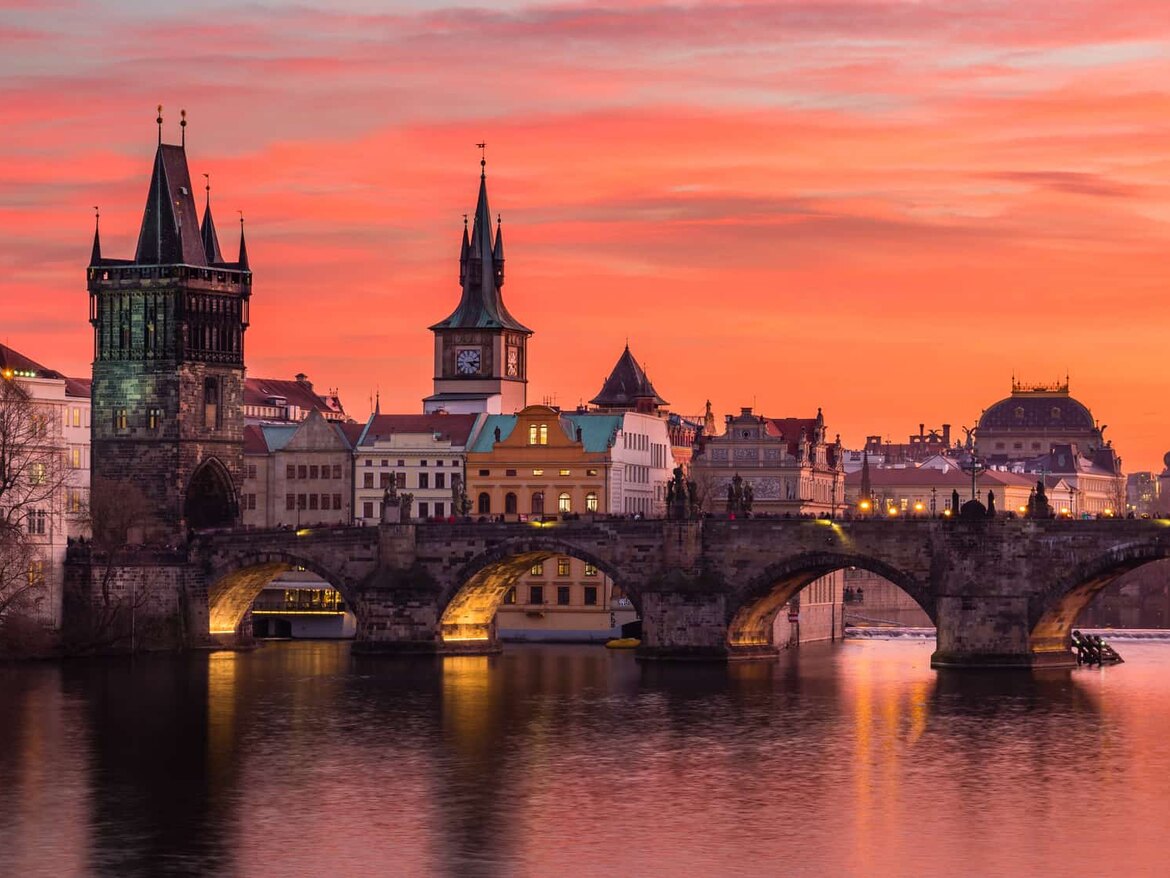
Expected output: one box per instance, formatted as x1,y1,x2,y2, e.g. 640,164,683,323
586,469,598,477
557,558,571,577
558,492,571,513
585,492,598,512
584,563,598,577
532,468,544,476
559,469,571,476
540,424,548,445
530,562,544,576
529,424,538,445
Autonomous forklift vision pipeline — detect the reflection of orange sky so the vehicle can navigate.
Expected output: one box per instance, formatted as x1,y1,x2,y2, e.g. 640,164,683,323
6,2,1170,468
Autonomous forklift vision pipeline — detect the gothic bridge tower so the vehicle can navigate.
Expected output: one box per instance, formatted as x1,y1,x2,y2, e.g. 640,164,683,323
87,110,251,539
424,156,532,414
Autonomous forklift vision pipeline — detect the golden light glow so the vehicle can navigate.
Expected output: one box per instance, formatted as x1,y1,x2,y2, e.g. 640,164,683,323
295,527,312,537
250,609,344,616
942,509,952,518
209,625,237,635
887,507,897,516
529,519,557,528
859,500,871,511
1018,506,1027,513
913,502,924,512
441,635,492,643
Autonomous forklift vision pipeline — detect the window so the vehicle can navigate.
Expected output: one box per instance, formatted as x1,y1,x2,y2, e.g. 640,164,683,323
297,494,307,509
248,464,258,479
399,460,406,467
434,502,444,518
585,492,598,512
31,463,46,485
584,563,598,577
559,469,571,477
477,492,491,515
479,469,490,477
333,493,342,510
381,459,388,467
27,560,44,587
557,586,571,606
506,469,517,477
114,408,128,431
435,473,446,489
586,468,599,477
286,493,295,510
418,473,429,489
558,492,572,513
532,468,544,476
26,509,46,535
332,464,342,479
364,473,374,489
309,494,319,510
147,408,162,430
529,585,544,605
557,557,571,577
321,466,330,480
71,447,81,469
203,377,219,428
531,492,544,515
72,407,81,428
321,494,331,510
380,473,391,489
435,460,443,467
420,460,428,467
505,492,517,515
363,501,374,519
584,586,598,606
396,472,406,489
503,587,516,605
298,465,308,479
310,465,319,479
246,494,257,511
530,562,544,576
287,464,297,479
418,502,429,518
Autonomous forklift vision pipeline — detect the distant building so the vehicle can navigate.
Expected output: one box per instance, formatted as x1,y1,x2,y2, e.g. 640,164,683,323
243,374,347,424
862,424,954,466
1128,472,1159,516
353,413,481,523
0,343,91,627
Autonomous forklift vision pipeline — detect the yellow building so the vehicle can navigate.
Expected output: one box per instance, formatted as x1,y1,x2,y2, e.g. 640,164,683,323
465,404,673,640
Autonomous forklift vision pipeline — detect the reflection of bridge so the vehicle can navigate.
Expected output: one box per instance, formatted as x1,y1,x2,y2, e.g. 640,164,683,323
69,518,1170,667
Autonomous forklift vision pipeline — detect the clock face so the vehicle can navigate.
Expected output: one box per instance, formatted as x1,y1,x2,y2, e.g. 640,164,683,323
456,348,481,375
506,346,519,377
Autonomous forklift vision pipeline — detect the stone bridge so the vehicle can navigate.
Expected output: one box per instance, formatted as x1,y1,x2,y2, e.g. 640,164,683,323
70,518,1170,668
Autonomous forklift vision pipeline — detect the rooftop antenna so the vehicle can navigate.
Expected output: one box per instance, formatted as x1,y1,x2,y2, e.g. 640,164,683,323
180,108,187,147
476,141,486,177
156,104,163,144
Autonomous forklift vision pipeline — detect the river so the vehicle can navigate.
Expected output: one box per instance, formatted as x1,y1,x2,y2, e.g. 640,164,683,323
2,639,1169,877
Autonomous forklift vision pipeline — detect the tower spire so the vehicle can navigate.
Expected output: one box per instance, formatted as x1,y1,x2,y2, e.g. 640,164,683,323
237,212,249,270
157,104,163,145
200,172,223,264
90,206,102,265
459,213,469,285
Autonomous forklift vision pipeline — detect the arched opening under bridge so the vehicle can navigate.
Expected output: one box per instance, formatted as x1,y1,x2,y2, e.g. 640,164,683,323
727,550,935,657
1030,542,1170,657
207,553,358,640
439,539,639,649
185,458,237,530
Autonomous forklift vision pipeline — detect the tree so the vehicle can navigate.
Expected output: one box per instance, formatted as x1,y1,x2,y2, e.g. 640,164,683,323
0,376,68,630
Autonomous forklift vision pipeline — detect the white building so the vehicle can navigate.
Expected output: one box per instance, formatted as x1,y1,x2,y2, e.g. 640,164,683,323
1,344,91,628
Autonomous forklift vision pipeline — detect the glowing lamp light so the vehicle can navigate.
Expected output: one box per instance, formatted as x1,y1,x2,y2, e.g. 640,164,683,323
295,527,312,537
1018,506,1027,514
1,368,13,380
913,502,924,513
887,507,898,517
943,509,953,518
859,500,871,511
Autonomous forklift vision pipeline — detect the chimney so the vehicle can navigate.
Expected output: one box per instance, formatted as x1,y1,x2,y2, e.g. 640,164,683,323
295,373,311,389
919,423,925,439
942,424,951,446
740,406,753,417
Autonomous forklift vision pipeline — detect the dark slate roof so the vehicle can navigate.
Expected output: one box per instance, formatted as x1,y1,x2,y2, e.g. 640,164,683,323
64,377,91,399
430,171,531,333
135,144,208,266
200,194,223,264
589,345,667,407
0,343,58,378
978,391,1095,432
244,377,345,418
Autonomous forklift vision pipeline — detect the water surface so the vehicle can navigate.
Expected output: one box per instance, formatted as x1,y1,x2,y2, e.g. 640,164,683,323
2,640,1168,877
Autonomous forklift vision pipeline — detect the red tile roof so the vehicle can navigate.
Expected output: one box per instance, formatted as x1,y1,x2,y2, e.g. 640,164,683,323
244,376,346,418
359,413,479,446
243,424,269,454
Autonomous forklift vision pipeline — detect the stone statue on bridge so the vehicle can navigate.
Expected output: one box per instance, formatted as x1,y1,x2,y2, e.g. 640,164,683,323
727,473,747,517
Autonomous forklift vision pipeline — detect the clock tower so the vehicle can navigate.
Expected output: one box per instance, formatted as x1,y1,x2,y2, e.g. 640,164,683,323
424,158,532,414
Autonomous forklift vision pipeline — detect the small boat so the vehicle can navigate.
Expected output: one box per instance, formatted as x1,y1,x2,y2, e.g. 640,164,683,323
605,637,641,649
1071,631,1124,666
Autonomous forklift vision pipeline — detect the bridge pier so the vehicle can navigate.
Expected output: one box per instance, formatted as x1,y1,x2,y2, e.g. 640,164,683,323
930,594,1075,669
636,590,730,660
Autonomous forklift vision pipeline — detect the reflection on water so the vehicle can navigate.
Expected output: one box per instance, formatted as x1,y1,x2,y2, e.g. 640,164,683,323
2,640,1170,877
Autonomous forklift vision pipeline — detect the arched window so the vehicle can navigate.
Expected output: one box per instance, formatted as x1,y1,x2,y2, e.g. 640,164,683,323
585,492,598,512
531,492,544,515
540,424,548,445
558,492,572,513
477,492,491,515
505,492,517,515
204,377,219,428
529,423,549,445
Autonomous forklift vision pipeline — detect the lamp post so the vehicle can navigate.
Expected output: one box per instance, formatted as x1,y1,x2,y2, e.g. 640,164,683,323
930,486,937,517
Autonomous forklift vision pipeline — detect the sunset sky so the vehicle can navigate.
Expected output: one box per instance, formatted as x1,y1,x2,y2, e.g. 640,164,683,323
3,1,1170,469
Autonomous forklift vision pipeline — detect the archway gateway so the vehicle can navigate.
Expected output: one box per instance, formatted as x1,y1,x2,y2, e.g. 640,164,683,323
185,458,237,530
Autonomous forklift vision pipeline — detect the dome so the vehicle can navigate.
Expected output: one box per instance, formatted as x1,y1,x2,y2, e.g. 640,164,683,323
978,393,1095,433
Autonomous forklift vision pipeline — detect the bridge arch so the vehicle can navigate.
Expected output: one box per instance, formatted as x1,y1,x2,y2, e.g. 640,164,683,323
438,536,637,645
1030,540,1170,655
206,551,360,637
728,550,934,651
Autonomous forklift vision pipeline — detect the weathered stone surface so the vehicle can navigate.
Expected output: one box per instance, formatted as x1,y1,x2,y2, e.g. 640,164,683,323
63,518,1170,667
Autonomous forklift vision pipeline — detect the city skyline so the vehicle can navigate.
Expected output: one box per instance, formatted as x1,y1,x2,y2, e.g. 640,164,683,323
4,1,1170,468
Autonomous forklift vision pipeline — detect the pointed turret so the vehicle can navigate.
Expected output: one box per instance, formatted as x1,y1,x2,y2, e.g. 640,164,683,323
237,217,250,271
200,177,224,264
458,216,469,285
430,159,530,332
134,135,208,266
590,344,668,413
493,213,505,287
90,210,102,266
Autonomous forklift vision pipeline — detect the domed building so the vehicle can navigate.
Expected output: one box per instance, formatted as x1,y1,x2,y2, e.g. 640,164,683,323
976,378,1125,516
976,378,1102,461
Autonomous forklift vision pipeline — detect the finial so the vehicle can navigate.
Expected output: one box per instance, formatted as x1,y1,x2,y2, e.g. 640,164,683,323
180,109,187,146
476,141,486,176
156,104,163,144
93,205,100,229
496,212,501,226
463,213,468,228
203,172,210,206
